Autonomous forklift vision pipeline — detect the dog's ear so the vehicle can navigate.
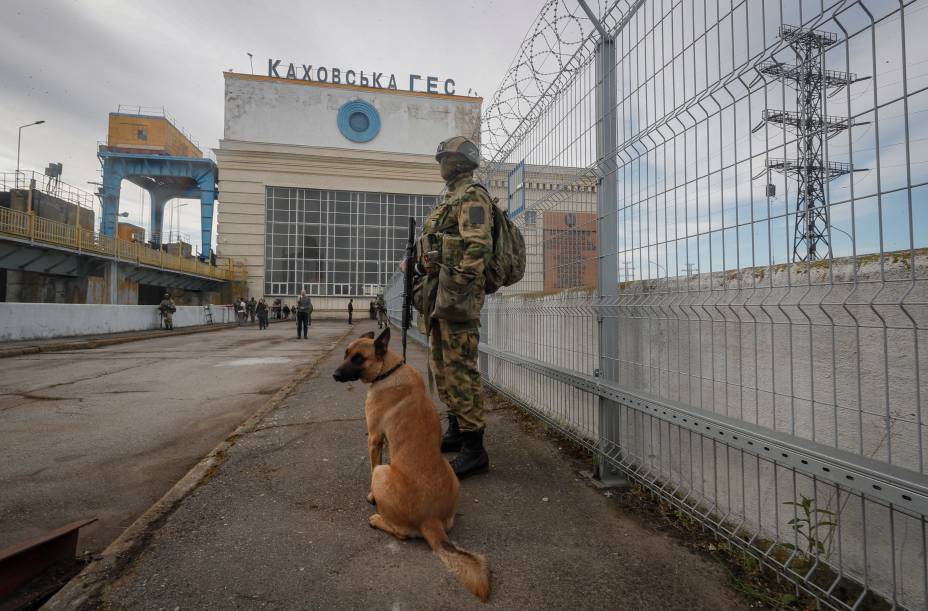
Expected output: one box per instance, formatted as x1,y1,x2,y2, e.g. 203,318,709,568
360,331,375,340
374,327,390,357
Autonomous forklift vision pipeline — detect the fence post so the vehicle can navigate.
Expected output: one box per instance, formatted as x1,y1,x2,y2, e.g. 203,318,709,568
584,3,625,486
27,179,36,241
76,208,82,251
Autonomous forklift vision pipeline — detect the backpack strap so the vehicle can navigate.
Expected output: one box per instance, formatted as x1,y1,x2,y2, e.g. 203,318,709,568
466,182,500,206
434,181,497,234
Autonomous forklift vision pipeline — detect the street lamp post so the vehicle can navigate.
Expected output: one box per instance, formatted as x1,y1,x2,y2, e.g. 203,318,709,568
16,120,45,188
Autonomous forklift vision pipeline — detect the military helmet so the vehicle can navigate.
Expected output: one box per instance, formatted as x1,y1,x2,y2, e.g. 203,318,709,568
435,136,480,168
164,292,171,299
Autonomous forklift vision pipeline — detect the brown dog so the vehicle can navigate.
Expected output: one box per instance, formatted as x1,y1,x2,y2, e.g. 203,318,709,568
333,328,490,601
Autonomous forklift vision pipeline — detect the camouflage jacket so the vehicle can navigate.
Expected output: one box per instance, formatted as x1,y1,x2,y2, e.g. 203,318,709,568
422,174,493,278
158,299,176,314
417,173,493,328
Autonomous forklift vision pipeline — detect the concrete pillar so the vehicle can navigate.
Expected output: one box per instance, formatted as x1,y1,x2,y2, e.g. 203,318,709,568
105,261,118,304
149,192,171,246
101,161,122,238
197,173,216,260
6,270,24,302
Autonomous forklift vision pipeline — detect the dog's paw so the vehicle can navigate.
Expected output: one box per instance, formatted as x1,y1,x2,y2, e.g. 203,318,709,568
367,492,376,505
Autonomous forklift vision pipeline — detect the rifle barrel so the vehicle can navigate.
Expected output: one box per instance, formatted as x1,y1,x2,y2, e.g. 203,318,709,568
401,217,416,361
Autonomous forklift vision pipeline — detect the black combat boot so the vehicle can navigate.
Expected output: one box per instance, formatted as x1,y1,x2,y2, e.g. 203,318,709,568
450,430,489,479
440,414,464,453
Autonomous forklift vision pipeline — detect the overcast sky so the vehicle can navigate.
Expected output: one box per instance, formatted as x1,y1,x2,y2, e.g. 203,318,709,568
0,0,539,253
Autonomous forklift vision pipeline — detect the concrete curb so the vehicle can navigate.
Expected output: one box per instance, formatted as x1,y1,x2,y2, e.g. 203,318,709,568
41,325,355,610
0,323,240,359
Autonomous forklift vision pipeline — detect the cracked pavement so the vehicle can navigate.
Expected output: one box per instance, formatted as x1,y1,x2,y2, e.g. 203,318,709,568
100,322,747,610
0,320,351,554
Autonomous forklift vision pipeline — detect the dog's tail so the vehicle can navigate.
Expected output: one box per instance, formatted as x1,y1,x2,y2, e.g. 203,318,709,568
421,519,490,602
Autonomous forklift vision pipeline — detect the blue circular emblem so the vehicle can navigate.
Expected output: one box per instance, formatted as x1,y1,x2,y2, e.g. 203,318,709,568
337,100,380,143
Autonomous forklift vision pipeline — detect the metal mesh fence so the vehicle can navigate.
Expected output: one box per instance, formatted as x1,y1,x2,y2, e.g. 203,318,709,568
387,1,928,607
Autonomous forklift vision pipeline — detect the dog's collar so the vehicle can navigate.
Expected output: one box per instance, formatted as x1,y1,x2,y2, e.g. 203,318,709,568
373,361,404,383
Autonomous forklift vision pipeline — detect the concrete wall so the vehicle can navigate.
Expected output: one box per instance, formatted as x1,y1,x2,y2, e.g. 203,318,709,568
224,74,481,156
483,250,928,608
0,303,236,341
4,270,95,303
5,189,94,230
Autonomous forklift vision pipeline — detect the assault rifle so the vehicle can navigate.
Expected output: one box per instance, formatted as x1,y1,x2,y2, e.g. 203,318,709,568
401,217,416,362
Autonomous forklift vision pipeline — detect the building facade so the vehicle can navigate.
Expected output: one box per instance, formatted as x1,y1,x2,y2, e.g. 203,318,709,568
215,71,482,310
484,165,598,294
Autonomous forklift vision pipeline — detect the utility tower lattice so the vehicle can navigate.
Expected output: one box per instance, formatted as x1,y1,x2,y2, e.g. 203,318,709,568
755,25,862,262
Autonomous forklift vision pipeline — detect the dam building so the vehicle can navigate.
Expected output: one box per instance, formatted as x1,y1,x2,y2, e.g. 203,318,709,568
216,70,482,311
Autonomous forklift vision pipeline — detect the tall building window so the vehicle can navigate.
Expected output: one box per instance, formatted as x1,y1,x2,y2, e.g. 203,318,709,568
264,187,437,297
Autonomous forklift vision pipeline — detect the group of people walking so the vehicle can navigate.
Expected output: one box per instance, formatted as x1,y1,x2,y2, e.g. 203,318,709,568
227,292,390,337
232,291,314,338
234,297,270,329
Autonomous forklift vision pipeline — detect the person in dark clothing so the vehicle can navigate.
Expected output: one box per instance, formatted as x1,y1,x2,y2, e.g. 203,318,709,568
296,289,313,339
348,299,354,325
283,304,290,319
256,298,269,330
369,300,376,320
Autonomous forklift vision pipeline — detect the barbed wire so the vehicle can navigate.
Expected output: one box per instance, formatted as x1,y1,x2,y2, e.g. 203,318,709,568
477,1,641,175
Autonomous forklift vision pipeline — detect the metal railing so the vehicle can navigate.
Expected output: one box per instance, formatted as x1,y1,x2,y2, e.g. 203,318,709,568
0,204,242,282
0,171,97,210
387,1,928,608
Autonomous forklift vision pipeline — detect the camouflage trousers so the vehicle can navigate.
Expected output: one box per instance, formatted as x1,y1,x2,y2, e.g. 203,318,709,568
429,319,484,432
162,312,173,329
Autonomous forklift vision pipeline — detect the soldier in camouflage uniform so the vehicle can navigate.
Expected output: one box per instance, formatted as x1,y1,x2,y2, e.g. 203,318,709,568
375,293,387,329
158,292,176,330
412,135,492,479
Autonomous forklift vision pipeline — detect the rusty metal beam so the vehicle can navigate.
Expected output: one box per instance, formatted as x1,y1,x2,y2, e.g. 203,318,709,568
0,518,96,602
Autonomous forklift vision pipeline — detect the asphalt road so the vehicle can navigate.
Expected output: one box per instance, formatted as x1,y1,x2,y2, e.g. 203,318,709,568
102,322,747,610
0,319,351,555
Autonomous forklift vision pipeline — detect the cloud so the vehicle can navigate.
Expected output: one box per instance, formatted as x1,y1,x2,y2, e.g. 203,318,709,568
0,0,538,254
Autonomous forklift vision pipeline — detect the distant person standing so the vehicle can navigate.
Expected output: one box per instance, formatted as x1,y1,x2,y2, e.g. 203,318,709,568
248,297,257,324
256,298,269,330
283,304,291,320
296,289,313,339
238,298,247,326
375,293,387,329
348,299,354,325
369,300,376,320
158,292,176,330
